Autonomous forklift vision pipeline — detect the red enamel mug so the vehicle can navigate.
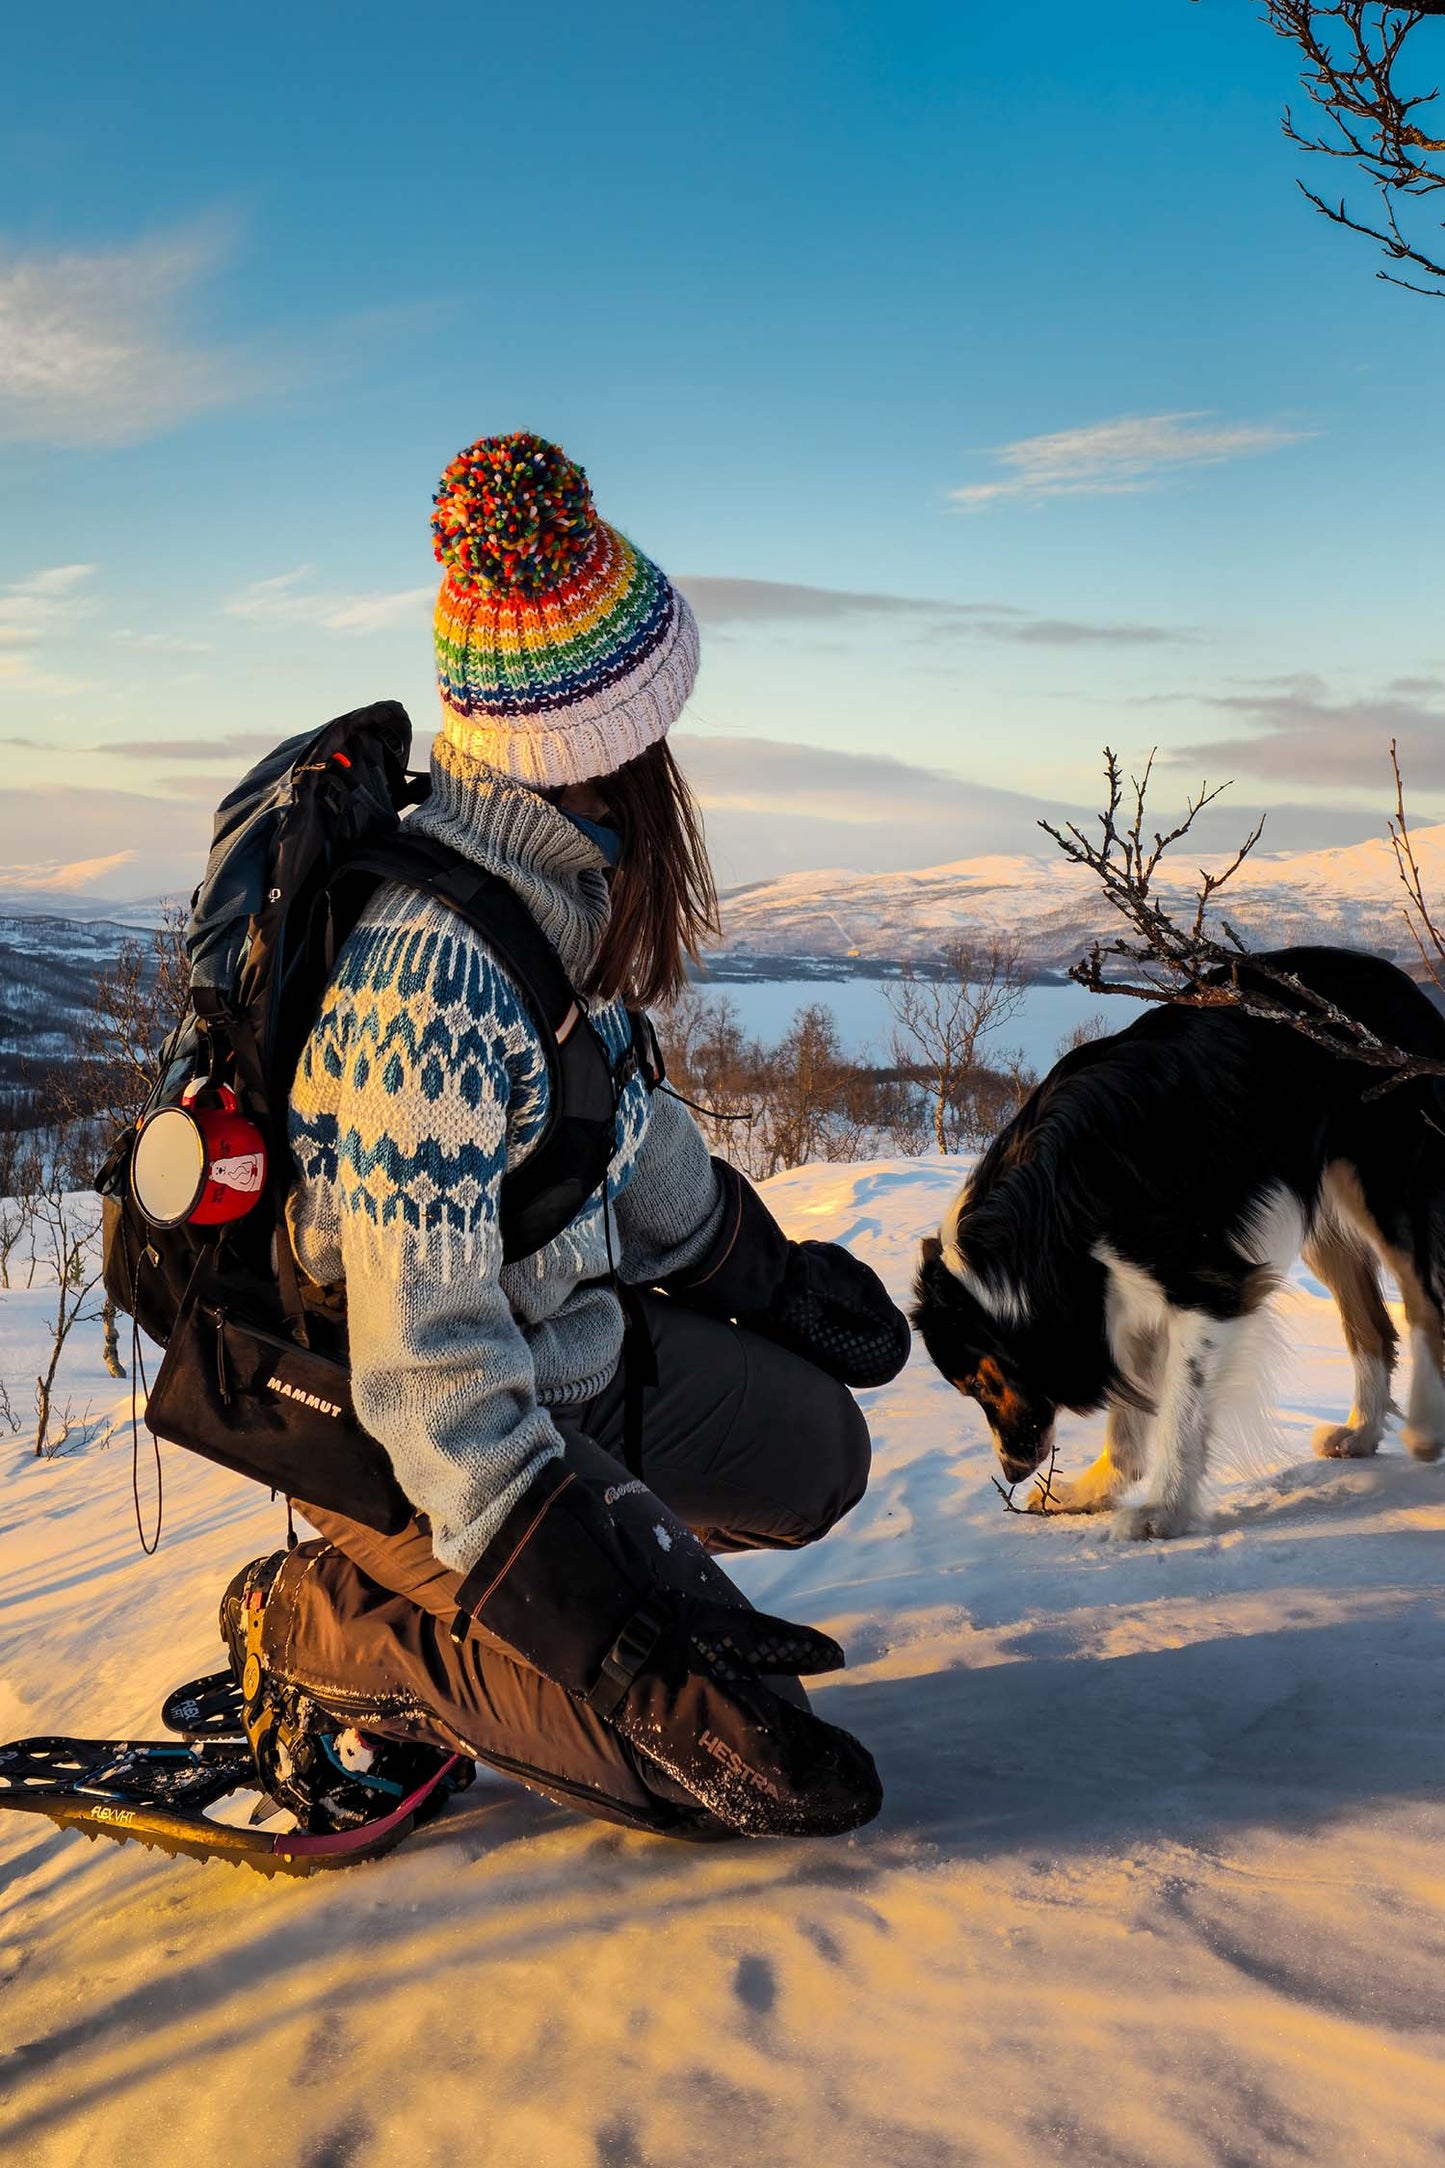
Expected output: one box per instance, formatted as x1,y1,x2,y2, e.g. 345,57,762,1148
131,1083,268,1229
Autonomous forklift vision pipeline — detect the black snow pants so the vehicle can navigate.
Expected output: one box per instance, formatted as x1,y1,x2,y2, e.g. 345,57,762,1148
256,1292,873,1837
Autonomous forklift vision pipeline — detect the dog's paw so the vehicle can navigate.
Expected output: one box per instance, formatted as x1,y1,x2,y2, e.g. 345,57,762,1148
1312,1421,1382,1460
1107,1501,1191,1542
1401,1426,1445,1463
1026,1475,1113,1516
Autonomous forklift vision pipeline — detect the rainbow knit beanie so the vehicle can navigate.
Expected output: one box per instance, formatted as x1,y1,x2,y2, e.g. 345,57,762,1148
430,432,699,788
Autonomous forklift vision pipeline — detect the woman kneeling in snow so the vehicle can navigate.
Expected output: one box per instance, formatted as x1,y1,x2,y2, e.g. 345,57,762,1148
223,435,906,1843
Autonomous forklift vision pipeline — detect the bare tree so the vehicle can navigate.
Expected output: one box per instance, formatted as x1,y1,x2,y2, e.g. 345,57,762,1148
30,1172,103,1457
753,1004,873,1175
1041,746,1445,1091
48,902,190,1141
1057,1013,1111,1057
0,1139,41,1291
1263,2,1445,294
655,987,761,1153
656,987,910,1175
886,938,1031,1153
38,903,190,1381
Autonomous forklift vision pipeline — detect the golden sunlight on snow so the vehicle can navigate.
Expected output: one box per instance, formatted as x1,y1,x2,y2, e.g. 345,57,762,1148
3,1161,1445,2164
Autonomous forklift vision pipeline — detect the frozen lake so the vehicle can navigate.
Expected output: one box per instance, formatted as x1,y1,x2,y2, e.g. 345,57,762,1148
688,975,1121,1074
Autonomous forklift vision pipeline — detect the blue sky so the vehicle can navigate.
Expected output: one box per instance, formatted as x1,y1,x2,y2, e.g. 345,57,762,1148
2,0,1443,896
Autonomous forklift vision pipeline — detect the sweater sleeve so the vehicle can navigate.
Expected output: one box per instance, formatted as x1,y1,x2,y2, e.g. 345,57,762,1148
613,1075,728,1285
288,908,564,1575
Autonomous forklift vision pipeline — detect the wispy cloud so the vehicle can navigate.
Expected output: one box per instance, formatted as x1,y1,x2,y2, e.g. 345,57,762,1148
224,568,432,634
0,563,95,639
676,576,1195,647
94,732,277,762
0,564,96,691
950,412,1313,509
114,629,213,654
0,226,248,446
0,729,275,763
678,578,982,625
0,786,210,898
1175,675,1445,790
0,850,139,893
679,734,996,825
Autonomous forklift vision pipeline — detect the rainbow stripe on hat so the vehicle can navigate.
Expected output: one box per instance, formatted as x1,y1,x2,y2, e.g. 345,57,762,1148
430,433,698,788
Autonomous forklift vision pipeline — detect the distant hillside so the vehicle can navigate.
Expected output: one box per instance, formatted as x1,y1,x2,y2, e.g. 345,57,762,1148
0,889,174,927
0,915,149,1115
710,827,1443,973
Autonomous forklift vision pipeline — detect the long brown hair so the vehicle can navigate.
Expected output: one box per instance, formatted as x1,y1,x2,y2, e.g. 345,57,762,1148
587,739,719,1010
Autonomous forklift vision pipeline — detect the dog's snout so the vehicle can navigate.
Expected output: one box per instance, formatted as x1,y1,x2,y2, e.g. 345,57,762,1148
996,1426,1052,1484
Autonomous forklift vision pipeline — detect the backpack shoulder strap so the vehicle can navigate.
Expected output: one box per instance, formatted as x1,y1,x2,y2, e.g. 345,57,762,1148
342,834,580,1038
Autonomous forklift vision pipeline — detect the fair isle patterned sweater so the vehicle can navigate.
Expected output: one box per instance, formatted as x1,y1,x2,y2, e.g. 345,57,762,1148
287,736,724,1575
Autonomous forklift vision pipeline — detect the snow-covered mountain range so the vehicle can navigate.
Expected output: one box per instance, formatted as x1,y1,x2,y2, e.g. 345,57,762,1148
712,824,1443,972
1,828,1439,1080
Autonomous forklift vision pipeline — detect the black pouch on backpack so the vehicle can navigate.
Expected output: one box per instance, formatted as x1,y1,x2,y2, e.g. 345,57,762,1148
143,1282,412,1535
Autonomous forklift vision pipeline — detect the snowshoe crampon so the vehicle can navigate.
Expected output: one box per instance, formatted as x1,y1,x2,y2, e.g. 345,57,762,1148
0,1734,466,1877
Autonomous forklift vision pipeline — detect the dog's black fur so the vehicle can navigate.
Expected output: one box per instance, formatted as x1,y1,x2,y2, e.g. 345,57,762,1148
913,947,1445,1529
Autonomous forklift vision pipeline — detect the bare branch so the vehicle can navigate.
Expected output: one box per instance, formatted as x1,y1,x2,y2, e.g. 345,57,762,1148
1387,737,1445,991
1041,745,1445,1095
1264,3,1445,294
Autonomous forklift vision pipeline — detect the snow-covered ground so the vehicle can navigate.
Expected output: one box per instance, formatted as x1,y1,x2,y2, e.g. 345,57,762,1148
3,1160,1445,2166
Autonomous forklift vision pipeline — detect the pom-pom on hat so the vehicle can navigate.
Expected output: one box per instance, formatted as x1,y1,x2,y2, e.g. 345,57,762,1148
430,431,699,788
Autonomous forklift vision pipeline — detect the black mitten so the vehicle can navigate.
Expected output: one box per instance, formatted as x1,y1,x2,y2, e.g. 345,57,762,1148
662,1161,910,1388
452,1438,882,1838
747,1239,912,1388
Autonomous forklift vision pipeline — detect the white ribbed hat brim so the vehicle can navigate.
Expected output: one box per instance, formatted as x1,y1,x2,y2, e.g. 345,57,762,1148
438,589,699,788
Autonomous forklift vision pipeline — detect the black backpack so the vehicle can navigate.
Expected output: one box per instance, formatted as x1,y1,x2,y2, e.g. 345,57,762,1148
100,700,654,1534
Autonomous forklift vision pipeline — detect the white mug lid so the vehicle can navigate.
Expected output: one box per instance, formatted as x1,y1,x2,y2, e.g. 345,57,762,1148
133,1107,207,1228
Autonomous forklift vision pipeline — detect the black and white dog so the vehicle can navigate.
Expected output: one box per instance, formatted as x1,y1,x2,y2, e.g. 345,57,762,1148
913,947,1445,1539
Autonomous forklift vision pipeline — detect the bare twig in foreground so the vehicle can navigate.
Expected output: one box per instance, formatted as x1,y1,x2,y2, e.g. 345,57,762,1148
1040,747,1445,1095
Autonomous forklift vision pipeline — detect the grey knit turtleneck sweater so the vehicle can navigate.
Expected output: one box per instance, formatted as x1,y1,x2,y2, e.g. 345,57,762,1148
287,733,724,1574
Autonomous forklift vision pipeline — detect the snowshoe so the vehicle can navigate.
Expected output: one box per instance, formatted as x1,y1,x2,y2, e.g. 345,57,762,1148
0,1732,465,1876
0,1552,475,1877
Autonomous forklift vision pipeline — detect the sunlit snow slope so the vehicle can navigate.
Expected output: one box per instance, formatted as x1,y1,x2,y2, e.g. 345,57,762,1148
3,1161,1445,2166
715,825,1445,971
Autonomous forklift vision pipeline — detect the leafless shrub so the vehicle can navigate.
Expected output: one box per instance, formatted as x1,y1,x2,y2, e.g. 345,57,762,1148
1263,1,1445,294
753,1004,888,1175
1057,1013,1111,1057
657,982,1029,1172
657,990,913,1176
30,1172,103,1457
656,987,761,1147
0,1142,41,1290
885,939,1033,1153
35,1396,102,1459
